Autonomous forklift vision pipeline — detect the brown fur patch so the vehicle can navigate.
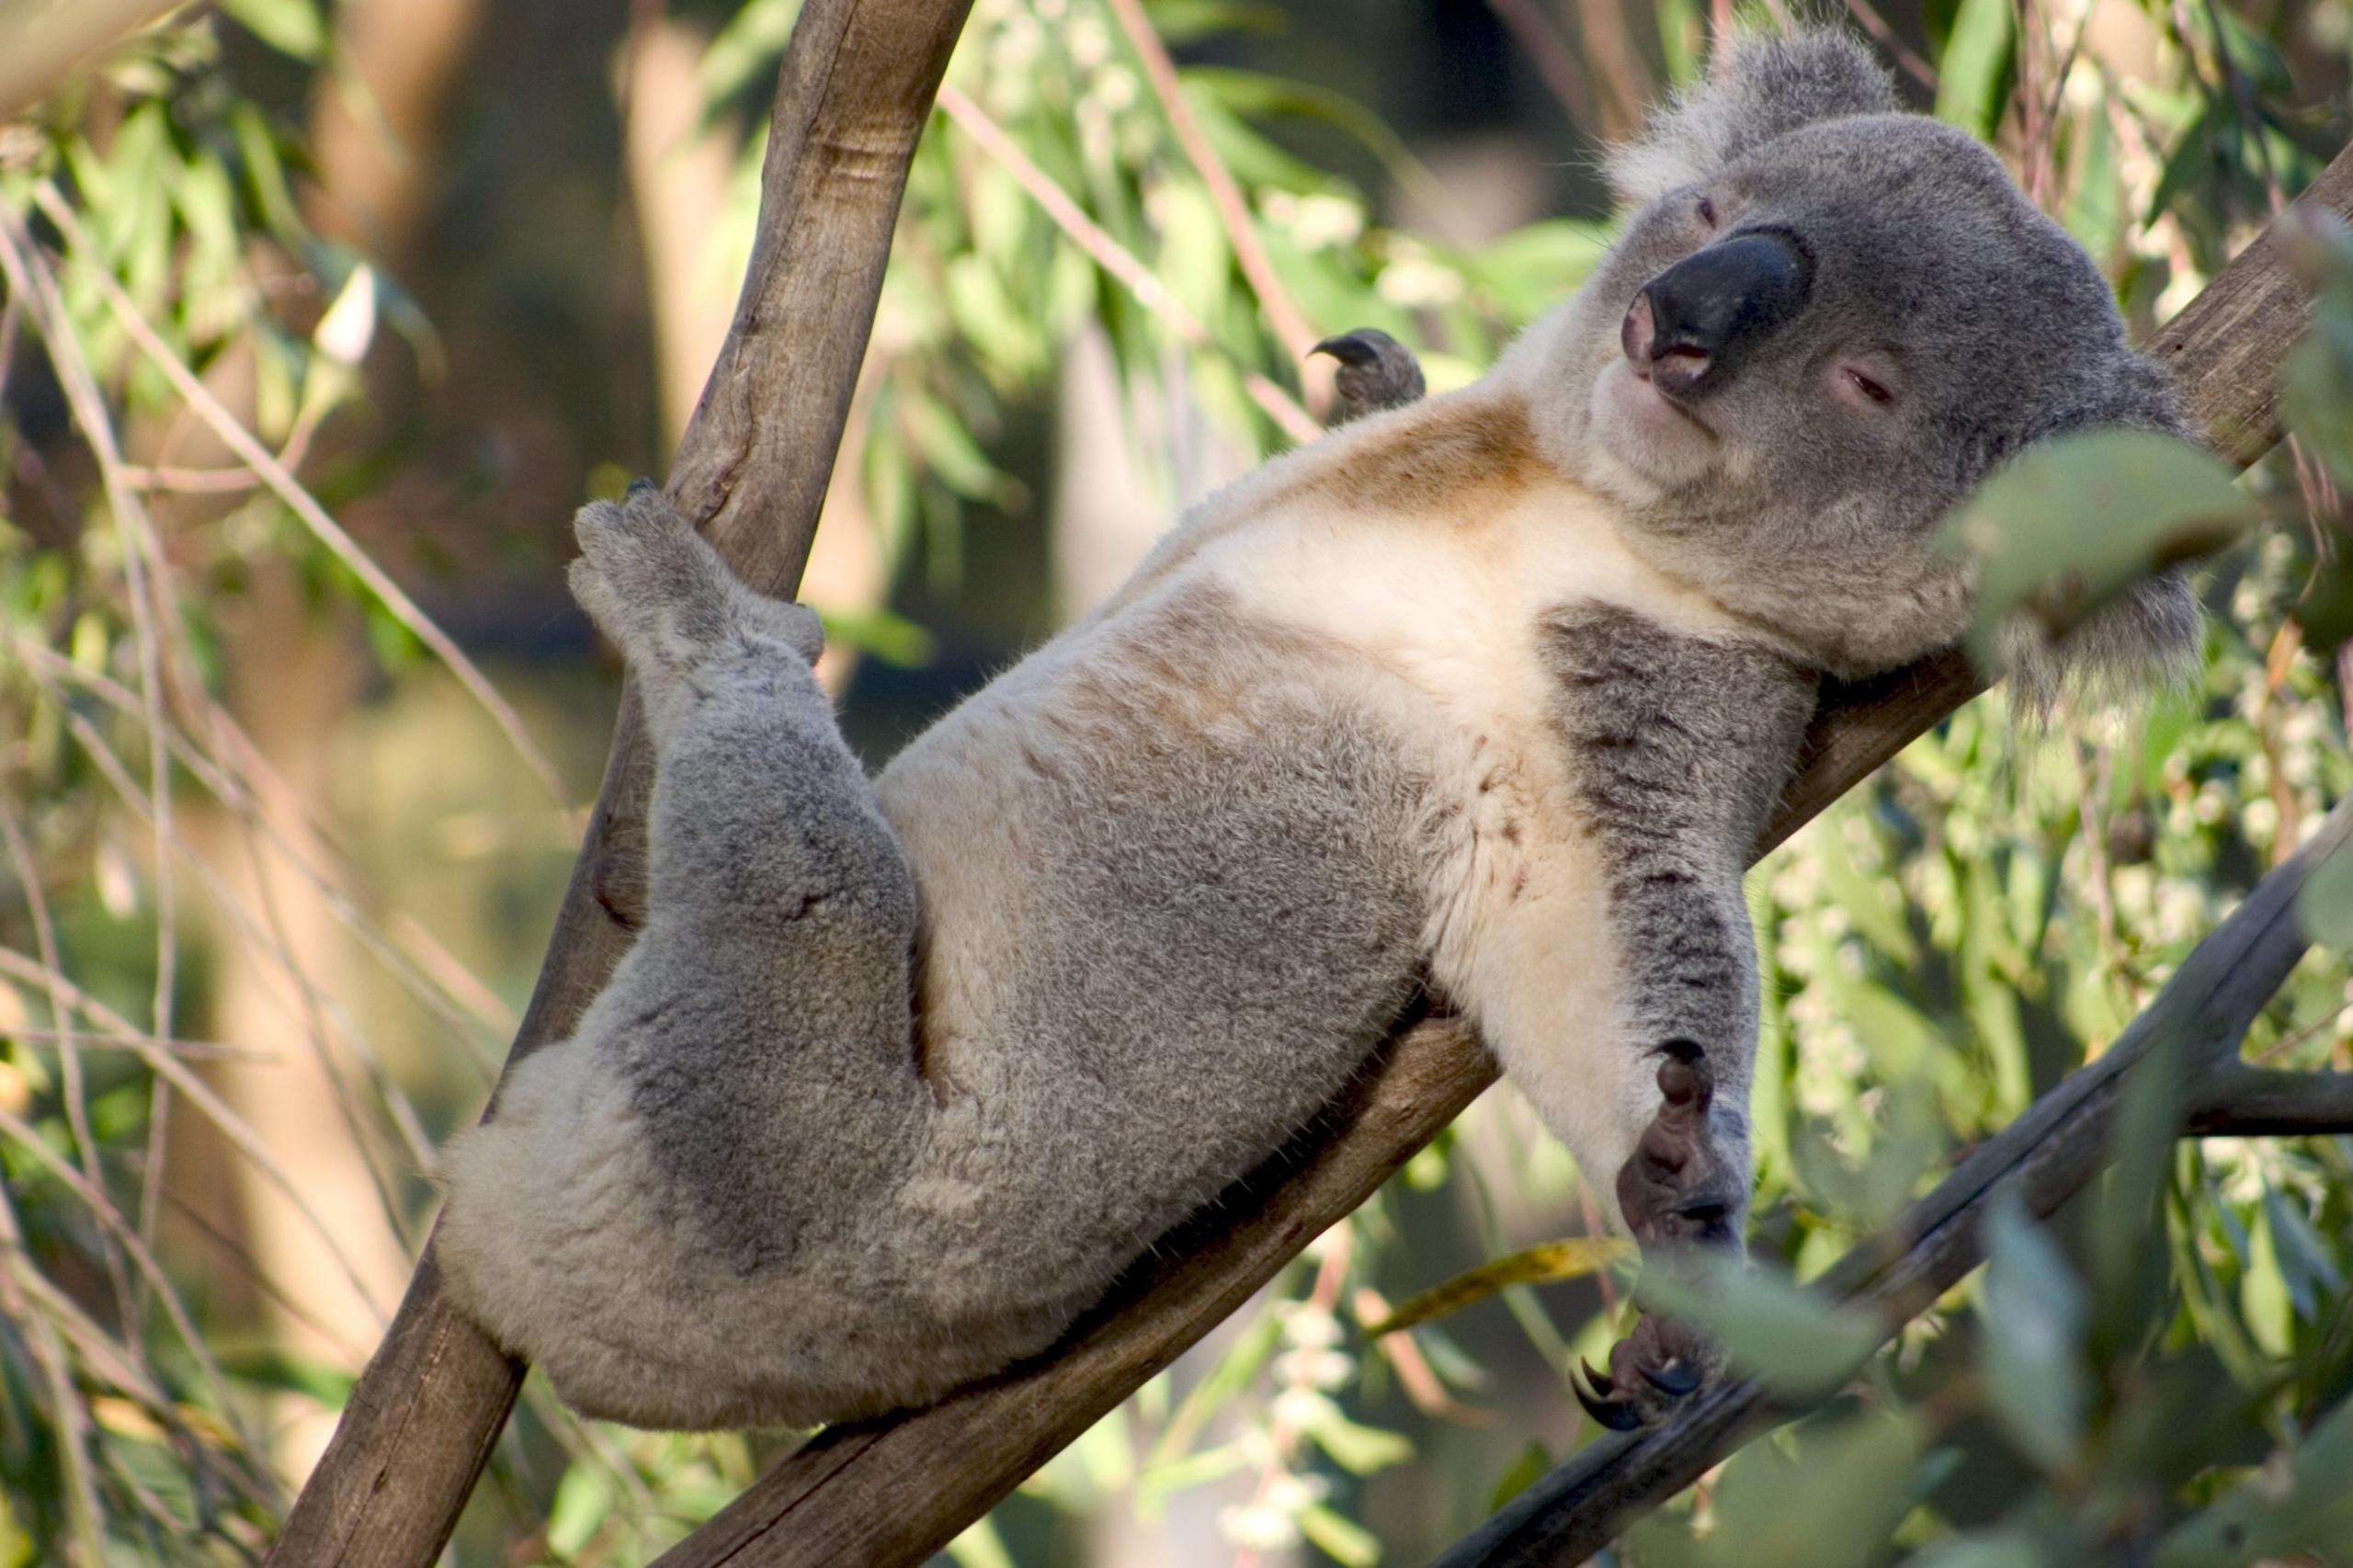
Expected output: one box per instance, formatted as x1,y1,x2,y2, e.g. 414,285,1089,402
1294,395,1545,519
1104,394,1550,616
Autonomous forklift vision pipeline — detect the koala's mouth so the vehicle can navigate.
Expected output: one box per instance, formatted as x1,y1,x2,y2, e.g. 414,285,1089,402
1611,321,1715,438
1621,294,1714,407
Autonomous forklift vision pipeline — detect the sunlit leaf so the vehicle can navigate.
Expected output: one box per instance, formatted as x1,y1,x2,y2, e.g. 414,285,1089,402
1933,0,2013,138
1361,1237,1633,1338
219,0,324,62
1299,1505,1381,1568
1304,1407,1412,1475
545,1465,611,1559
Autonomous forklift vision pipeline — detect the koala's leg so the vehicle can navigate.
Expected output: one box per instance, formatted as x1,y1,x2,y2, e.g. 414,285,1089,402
440,481,935,1429
567,477,926,1192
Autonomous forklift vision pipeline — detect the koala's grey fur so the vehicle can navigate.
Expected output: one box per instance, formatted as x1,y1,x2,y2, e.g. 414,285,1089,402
437,31,2200,1432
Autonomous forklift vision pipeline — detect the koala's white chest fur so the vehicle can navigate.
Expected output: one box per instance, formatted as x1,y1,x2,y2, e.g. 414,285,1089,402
878,390,1753,1192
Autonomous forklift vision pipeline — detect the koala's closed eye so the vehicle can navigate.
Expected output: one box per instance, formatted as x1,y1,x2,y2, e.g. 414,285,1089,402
1836,361,1898,407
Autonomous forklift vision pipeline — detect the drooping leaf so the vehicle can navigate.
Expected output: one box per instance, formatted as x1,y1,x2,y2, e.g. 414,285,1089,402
1979,1190,2089,1475
1637,1253,1885,1399
1941,429,2256,676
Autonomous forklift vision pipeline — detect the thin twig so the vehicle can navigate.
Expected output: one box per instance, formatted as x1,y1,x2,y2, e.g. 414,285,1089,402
5,1027,275,1062
0,945,395,1333
18,636,506,1072
23,185,573,811
0,1098,280,1485
1102,0,1323,380
31,665,440,1184
935,85,1323,446
1841,0,1936,88
0,199,170,1345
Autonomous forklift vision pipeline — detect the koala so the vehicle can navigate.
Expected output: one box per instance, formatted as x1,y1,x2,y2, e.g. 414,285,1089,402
436,32,2199,1434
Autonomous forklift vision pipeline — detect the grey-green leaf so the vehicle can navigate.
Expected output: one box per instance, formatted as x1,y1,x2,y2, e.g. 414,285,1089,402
1941,429,2254,676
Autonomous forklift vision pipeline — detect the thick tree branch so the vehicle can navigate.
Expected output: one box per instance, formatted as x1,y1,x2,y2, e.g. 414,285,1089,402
263,3,973,1563
1432,802,2353,1568
639,144,2353,1568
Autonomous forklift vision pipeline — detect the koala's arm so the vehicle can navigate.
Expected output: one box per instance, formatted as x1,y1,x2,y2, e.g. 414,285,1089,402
1452,603,1817,1421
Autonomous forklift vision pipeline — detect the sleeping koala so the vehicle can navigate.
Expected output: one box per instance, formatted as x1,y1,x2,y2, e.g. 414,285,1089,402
437,32,2197,1432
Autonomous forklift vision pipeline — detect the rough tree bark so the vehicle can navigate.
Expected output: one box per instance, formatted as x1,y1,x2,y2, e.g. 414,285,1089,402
266,13,2353,1567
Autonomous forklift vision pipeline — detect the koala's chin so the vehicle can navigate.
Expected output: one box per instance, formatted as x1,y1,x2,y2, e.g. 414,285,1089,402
1584,356,1720,501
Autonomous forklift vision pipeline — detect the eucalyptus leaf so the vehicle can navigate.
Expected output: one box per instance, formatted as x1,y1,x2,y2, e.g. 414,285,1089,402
219,0,325,62
2154,1397,2353,1567
1979,1190,2089,1475
2296,835,2353,949
1933,0,2013,139
1361,1237,1633,1338
1637,1253,1885,1399
545,1465,612,1560
1941,429,2254,676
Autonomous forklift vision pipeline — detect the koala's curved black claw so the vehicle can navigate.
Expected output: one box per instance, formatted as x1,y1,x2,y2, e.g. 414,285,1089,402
1641,1357,1701,1397
1574,1376,1644,1432
626,476,658,498
1577,1357,1615,1397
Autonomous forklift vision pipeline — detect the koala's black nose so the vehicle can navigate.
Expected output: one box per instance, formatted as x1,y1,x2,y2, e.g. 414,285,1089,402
1624,231,1813,399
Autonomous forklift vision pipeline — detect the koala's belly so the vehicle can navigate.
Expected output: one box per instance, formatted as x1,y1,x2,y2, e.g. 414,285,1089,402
875,589,1436,1234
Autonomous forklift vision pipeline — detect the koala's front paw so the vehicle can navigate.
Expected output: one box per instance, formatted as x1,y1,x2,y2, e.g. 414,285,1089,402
1575,1041,1744,1431
1313,329,1426,425
569,479,823,671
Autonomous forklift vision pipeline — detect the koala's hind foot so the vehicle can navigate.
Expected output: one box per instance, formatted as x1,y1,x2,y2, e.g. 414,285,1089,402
1313,329,1427,425
570,480,824,738
1576,1041,1744,1431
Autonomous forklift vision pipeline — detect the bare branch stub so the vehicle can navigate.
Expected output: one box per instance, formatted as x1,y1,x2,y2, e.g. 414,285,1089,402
263,4,976,1565
651,144,2353,1568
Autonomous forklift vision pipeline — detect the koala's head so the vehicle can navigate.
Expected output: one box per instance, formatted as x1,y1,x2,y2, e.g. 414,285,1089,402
1517,31,2199,689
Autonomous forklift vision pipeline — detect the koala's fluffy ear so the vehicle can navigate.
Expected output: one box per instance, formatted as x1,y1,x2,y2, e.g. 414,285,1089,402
1608,32,1898,206
2003,356,2209,714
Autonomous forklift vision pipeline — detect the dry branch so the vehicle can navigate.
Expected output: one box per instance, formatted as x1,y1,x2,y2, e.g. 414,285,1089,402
264,1,975,1562
634,143,2353,1568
